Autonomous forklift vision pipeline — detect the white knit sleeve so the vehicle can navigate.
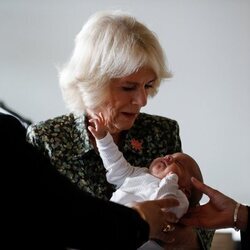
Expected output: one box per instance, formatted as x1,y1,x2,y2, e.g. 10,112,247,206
96,132,135,187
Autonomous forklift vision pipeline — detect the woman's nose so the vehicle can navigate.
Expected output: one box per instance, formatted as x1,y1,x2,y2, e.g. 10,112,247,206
132,89,147,107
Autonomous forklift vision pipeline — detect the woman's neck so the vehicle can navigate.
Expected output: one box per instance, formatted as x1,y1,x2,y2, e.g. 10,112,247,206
111,132,121,145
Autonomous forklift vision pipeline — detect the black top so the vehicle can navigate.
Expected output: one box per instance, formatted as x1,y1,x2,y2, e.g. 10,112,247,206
0,113,149,250
240,206,250,250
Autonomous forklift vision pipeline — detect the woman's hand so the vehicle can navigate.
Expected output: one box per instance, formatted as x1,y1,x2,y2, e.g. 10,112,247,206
180,177,248,231
133,198,201,249
180,177,237,229
162,224,200,250
132,198,180,244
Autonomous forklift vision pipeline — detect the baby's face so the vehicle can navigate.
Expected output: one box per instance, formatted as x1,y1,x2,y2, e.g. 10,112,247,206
149,153,194,198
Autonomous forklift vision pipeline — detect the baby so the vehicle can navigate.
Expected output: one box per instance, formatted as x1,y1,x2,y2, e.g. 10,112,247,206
88,113,203,217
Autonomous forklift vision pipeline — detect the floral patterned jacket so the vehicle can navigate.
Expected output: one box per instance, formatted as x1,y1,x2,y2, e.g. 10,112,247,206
26,112,214,249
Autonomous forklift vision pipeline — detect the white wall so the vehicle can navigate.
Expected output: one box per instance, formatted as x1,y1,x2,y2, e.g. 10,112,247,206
1,0,249,238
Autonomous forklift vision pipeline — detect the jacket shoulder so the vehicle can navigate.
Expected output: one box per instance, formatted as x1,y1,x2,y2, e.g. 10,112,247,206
135,112,179,131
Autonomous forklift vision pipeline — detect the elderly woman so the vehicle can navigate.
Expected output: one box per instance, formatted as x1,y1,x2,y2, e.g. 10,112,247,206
27,10,214,249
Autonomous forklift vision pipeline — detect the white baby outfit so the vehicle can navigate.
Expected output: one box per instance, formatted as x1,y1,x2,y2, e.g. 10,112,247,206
96,133,189,217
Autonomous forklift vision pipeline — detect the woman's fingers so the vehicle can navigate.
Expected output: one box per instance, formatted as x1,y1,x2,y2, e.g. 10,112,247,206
191,177,218,198
155,197,180,209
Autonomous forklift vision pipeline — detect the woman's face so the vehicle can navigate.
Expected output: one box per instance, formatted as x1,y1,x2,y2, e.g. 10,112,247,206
95,67,157,133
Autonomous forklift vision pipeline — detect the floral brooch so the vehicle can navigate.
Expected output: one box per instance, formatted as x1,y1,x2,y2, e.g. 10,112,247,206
130,138,143,152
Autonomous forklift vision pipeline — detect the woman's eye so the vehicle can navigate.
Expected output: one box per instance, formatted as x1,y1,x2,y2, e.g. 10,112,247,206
145,84,153,89
121,83,154,91
122,85,136,91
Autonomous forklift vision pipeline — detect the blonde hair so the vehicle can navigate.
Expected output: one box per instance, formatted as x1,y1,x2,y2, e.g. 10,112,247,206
59,10,172,115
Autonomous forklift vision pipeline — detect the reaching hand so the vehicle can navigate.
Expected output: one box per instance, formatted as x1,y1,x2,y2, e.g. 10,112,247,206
88,112,107,140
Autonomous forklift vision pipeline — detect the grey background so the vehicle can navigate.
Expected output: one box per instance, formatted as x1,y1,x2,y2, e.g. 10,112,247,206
1,0,249,239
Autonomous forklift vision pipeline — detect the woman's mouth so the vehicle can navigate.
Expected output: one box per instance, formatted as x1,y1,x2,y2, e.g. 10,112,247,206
121,112,138,119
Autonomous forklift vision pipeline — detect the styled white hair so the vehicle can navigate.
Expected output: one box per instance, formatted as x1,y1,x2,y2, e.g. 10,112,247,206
59,10,172,115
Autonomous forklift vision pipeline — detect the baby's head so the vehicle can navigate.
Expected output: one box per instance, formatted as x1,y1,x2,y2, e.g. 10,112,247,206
149,152,203,207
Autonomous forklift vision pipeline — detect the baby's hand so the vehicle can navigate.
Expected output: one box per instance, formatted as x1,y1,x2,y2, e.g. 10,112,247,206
88,113,107,140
